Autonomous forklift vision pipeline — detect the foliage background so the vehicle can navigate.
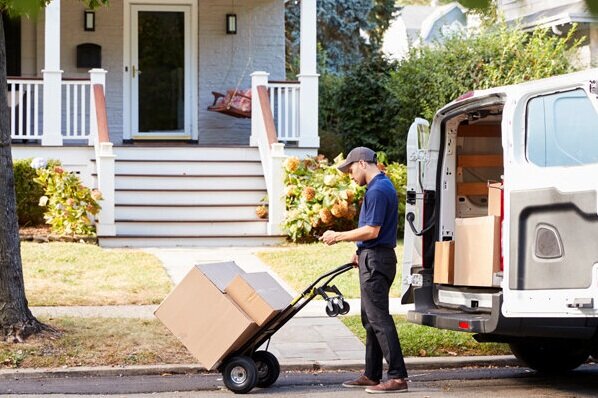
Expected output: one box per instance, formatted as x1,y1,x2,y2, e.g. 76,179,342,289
318,20,581,163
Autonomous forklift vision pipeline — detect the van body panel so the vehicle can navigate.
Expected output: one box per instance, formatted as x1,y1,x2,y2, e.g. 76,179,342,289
509,188,598,291
404,68,598,345
502,73,598,319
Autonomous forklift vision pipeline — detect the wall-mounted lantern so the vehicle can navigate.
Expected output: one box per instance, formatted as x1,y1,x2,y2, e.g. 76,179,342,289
226,13,237,34
84,10,95,32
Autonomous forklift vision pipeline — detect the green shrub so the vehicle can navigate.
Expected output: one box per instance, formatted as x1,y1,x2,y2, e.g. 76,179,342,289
334,55,401,159
388,21,581,163
13,158,60,226
318,73,346,160
34,165,102,236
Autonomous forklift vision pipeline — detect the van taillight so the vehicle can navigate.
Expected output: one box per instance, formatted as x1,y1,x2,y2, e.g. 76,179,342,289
456,91,474,101
458,321,471,330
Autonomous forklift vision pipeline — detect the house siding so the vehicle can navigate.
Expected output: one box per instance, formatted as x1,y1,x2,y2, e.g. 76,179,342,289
497,0,598,68
28,0,284,144
498,0,581,21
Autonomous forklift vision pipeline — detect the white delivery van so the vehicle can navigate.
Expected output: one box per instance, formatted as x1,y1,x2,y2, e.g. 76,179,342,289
402,69,598,372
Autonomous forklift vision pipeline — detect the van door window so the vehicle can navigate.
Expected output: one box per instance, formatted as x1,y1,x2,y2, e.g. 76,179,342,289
526,89,598,167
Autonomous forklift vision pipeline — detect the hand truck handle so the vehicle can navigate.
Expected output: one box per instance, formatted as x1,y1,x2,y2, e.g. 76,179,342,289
301,263,355,295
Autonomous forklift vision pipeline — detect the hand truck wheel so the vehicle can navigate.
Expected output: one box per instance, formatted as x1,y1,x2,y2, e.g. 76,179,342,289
222,355,258,394
252,350,280,388
338,299,350,315
326,300,340,317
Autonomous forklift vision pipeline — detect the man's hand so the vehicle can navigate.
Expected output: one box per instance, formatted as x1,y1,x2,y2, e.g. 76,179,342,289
351,253,358,267
320,230,338,245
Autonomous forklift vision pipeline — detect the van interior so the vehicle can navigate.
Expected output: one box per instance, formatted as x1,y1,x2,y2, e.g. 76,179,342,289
434,104,505,311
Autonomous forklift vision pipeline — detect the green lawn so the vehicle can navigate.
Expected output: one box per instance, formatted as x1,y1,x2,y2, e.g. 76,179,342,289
0,317,193,368
342,315,511,357
256,241,404,298
21,242,173,306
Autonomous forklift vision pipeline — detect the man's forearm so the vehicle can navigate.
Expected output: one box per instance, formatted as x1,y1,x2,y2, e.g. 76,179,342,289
322,225,380,245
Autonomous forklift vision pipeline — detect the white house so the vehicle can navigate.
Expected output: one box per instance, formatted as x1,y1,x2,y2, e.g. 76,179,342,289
6,0,320,247
498,0,598,68
382,2,468,60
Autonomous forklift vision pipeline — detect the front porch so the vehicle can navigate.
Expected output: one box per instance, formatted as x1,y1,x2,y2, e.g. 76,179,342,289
8,0,321,246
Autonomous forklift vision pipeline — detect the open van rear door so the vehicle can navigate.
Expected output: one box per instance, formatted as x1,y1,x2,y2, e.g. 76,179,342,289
503,77,598,319
401,118,431,304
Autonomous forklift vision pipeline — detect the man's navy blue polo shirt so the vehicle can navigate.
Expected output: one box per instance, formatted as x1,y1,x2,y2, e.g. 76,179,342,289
356,172,398,250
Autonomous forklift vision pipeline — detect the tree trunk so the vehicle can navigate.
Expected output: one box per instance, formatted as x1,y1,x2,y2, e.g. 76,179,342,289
0,13,48,342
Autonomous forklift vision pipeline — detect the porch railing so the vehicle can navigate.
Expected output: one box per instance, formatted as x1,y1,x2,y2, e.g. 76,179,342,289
268,81,300,143
63,79,92,140
8,77,94,143
251,72,287,236
7,78,43,140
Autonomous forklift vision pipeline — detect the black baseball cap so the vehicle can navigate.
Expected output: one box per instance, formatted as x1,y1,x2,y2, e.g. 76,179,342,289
337,147,377,173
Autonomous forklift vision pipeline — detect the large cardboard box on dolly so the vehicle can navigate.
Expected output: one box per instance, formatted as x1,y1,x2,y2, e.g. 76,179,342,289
225,272,293,326
454,216,500,287
154,264,258,371
433,241,454,284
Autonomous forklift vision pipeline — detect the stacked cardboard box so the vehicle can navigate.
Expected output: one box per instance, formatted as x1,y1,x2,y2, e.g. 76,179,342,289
453,181,502,286
433,241,454,284
454,215,500,286
434,181,503,286
154,262,292,370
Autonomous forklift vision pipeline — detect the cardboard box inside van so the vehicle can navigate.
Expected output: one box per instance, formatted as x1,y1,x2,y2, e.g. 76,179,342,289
454,216,500,287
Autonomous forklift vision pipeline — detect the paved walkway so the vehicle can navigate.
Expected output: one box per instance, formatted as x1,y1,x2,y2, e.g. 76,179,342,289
32,246,413,370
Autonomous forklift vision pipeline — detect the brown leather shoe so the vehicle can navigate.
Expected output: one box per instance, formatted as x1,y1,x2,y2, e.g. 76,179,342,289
342,375,380,388
365,378,408,393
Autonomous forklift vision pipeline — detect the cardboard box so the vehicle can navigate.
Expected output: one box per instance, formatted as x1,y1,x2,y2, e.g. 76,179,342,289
154,265,258,371
487,182,503,217
454,216,500,287
433,241,454,284
225,273,293,326
198,261,246,292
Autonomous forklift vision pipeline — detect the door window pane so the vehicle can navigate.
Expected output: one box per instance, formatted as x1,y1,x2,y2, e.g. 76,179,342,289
138,11,184,132
527,89,598,167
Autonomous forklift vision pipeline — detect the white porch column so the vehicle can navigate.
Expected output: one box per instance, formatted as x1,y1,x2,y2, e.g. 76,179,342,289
89,68,107,146
267,143,287,235
250,71,270,147
298,0,319,148
41,0,63,146
96,142,116,236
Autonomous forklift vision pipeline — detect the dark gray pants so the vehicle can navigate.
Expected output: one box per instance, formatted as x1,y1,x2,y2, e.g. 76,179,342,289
359,247,408,380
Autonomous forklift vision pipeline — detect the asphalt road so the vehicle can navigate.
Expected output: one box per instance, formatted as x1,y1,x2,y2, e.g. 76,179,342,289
3,364,598,397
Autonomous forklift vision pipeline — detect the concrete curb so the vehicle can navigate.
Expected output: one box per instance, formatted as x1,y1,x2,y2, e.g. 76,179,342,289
0,356,521,380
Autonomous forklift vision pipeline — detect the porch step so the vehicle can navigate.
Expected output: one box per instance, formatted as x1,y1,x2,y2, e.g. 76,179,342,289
114,204,264,221
113,159,263,175
114,220,268,235
99,145,281,248
114,189,267,205
98,235,285,248
112,146,261,161
113,174,266,190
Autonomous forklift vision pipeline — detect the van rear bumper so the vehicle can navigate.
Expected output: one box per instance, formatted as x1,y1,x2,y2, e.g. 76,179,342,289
408,307,498,333
407,292,598,340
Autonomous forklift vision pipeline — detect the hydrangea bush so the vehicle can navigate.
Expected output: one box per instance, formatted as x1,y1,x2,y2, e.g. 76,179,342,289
32,159,102,237
283,155,365,242
282,153,407,242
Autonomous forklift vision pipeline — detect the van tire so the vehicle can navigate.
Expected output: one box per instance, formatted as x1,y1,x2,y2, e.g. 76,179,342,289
509,339,590,373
